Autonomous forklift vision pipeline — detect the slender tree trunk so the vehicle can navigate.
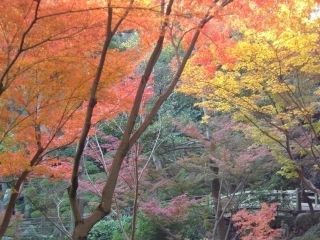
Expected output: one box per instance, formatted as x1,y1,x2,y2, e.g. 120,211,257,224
204,110,227,239
0,171,28,238
131,150,139,240
71,3,176,238
70,0,228,237
68,5,114,238
211,165,227,240
302,189,314,213
152,154,162,170
296,188,302,211
0,148,43,238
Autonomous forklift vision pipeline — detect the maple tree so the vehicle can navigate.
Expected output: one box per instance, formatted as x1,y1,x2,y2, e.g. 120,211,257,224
179,0,320,196
175,117,274,239
142,194,192,221
0,0,142,237
232,203,282,240
64,0,244,239
0,0,226,238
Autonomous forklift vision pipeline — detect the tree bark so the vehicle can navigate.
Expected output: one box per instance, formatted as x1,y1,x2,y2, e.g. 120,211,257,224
0,148,43,238
302,189,314,213
70,1,174,238
152,154,162,170
130,150,139,240
211,165,227,240
0,171,28,238
70,0,233,238
68,4,114,237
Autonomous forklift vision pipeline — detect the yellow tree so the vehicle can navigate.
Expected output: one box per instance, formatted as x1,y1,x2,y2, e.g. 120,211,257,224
179,0,320,190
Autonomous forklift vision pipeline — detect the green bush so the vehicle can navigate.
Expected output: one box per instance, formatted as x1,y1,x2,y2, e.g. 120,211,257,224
88,216,131,240
135,215,165,240
112,214,165,240
292,223,320,240
30,210,42,218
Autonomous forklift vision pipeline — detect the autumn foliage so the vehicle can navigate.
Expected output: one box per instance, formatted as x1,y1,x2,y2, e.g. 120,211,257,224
1,0,319,239
179,0,320,180
232,203,282,240
0,0,153,179
141,194,193,221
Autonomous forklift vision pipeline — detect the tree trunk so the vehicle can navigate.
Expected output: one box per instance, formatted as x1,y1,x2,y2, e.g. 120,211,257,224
70,1,223,237
131,153,139,240
152,154,162,170
211,165,227,240
0,148,43,238
296,188,302,211
0,171,28,238
302,189,314,213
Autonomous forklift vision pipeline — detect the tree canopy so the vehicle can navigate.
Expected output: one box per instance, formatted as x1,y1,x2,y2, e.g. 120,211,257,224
0,0,320,239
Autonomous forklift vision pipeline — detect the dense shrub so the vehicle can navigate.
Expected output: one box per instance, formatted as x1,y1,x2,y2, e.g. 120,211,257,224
88,216,131,240
292,223,320,240
232,203,282,240
112,214,165,240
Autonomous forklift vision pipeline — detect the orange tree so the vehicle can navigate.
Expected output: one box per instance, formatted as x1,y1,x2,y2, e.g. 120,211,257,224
0,0,140,236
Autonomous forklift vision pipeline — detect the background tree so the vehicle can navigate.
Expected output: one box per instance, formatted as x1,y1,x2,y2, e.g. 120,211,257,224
179,0,320,196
